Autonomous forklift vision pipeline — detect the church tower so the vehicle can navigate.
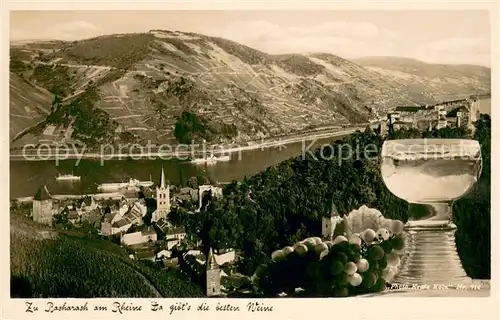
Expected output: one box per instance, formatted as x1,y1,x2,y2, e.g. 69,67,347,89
33,185,53,226
206,248,221,297
322,199,340,241
155,166,170,221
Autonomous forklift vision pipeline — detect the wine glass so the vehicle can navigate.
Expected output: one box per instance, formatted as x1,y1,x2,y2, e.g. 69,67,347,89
381,138,482,286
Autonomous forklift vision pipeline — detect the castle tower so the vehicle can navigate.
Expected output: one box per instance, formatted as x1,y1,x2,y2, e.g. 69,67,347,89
322,199,340,241
468,97,480,130
32,185,53,226
155,166,170,221
380,119,388,136
206,248,221,297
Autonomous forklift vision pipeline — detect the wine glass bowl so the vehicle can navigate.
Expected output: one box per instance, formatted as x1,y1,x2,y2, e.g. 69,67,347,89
380,138,482,286
381,139,482,205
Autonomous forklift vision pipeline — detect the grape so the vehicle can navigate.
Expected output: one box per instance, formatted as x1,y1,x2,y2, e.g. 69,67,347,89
303,238,317,251
333,241,351,256
378,255,388,269
334,252,349,264
282,246,294,256
380,240,393,254
361,229,377,243
391,220,404,235
362,272,377,288
319,250,329,260
324,240,334,249
332,235,348,245
372,278,386,292
330,261,345,275
391,234,405,250
368,260,379,271
382,267,395,282
356,259,369,273
344,261,358,275
376,228,390,241
271,250,285,262
349,243,361,261
368,245,385,261
334,286,349,297
387,252,401,267
314,242,329,255
348,273,363,287
295,243,308,256
343,247,356,262
311,237,323,245
337,273,349,286
349,234,362,246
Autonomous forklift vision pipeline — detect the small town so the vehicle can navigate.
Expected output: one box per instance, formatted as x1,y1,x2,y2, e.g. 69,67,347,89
15,166,243,297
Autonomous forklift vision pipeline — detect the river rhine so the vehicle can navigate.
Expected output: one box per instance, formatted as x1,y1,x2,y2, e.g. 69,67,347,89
9,136,343,199
10,98,491,199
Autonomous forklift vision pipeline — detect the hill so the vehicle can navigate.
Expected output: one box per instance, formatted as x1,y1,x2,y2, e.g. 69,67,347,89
10,211,203,298
9,30,491,148
353,56,490,100
9,73,52,143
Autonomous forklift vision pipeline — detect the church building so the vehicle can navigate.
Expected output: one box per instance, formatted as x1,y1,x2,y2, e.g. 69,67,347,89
152,166,170,222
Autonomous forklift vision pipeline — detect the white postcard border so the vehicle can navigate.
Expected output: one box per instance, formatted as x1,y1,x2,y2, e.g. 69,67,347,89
2,1,499,320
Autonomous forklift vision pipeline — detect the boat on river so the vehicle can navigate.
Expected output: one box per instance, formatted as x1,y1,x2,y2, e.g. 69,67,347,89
190,154,230,165
55,173,81,181
97,177,154,191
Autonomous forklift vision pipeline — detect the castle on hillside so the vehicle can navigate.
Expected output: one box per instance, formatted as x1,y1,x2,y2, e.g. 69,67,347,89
385,96,481,133
152,166,171,222
32,185,53,226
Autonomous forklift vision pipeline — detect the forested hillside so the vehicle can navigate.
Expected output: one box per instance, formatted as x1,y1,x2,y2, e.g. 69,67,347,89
180,115,491,279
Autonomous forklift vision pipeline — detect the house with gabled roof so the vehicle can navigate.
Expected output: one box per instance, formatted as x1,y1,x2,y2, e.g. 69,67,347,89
121,225,158,246
162,226,187,250
111,219,132,234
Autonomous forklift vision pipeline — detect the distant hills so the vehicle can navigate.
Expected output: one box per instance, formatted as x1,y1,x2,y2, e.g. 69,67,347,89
9,30,491,148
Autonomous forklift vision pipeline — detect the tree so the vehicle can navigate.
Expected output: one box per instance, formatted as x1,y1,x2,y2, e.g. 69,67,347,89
179,169,185,187
196,175,210,186
186,177,198,189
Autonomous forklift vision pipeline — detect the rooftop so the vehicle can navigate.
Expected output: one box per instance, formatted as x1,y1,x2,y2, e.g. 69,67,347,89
447,106,469,117
395,106,425,112
34,185,51,201
141,226,157,236
166,226,186,235
112,219,131,228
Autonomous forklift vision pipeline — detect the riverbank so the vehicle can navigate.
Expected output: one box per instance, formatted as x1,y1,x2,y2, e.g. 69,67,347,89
10,125,371,161
16,192,125,203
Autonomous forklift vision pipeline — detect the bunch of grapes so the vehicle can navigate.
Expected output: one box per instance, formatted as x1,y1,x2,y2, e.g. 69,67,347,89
253,220,406,297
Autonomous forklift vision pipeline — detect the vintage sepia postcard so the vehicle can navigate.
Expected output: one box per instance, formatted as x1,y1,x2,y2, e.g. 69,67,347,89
2,1,498,320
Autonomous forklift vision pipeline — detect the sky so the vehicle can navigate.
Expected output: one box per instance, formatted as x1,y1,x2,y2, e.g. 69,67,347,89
10,10,491,67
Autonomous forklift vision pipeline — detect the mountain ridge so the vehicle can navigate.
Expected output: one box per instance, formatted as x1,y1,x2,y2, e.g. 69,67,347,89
9,29,491,148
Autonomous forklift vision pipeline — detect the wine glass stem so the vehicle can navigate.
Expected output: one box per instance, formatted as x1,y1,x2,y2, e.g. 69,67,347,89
393,203,471,286
430,203,452,222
